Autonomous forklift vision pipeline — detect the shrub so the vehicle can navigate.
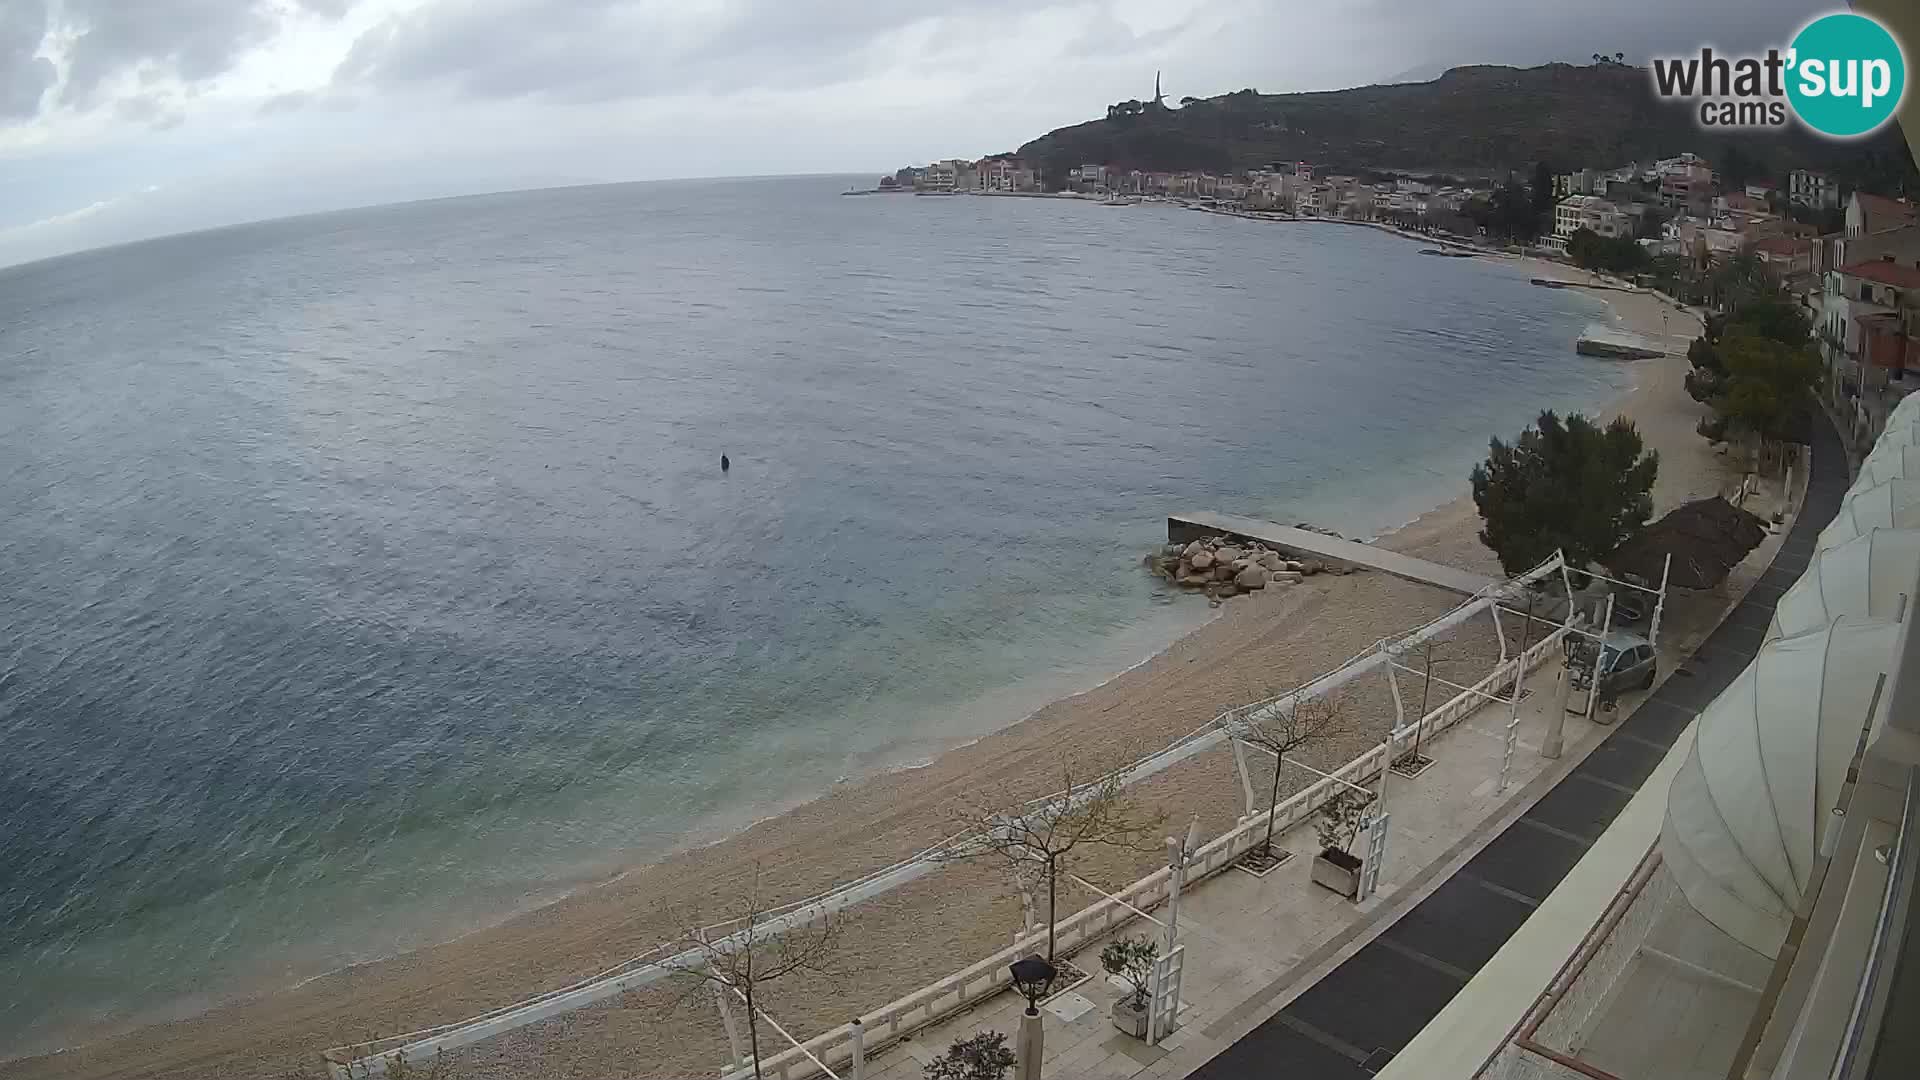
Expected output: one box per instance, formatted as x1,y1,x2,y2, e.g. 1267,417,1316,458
925,1031,1017,1080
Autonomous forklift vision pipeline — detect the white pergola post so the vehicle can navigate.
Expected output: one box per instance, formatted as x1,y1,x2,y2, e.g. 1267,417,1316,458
849,1018,865,1080
1544,658,1572,759
1649,552,1673,649
1385,654,1408,759
1229,738,1258,819
1160,817,1201,952
1498,665,1523,794
1490,604,1508,665
1585,593,1616,719
711,979,745,1075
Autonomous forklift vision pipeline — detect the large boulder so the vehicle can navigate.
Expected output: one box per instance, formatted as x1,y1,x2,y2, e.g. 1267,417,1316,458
1213,564,1237,581
1182,540,1207,559
1216,546,1244,564
1258,551,1284,571
1189,549,1215,570
1235,565,1269,589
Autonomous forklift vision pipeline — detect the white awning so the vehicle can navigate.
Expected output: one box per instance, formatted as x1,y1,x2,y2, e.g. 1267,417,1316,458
1771,530,1920,639
1817,476,1920,550
1881,392,1920,432
1661,617,1898,956
1856,441,1920,488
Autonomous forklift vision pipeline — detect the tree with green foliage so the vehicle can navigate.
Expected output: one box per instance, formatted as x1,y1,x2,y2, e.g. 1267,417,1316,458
1532,161,1556,220
1467,180,1543,242
1698,332,1822,448
1686,292,1809,405
1470,411,1660,576
1565,227,1650,275
1100,937,1159,1010
1706,252,1778,311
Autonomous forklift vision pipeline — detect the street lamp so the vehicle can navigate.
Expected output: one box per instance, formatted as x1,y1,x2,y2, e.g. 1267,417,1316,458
1009,954,1057,1080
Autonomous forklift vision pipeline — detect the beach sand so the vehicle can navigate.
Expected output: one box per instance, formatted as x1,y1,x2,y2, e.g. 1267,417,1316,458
8,281,1734,1080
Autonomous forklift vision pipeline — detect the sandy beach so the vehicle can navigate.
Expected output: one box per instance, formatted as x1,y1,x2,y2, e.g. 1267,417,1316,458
7,273,1734,1080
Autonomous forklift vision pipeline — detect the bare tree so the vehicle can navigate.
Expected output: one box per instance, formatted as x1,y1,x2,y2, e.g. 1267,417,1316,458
1227,691,1359,862
1402,640,1456,766
664,866,839,1080
946,753,1166,966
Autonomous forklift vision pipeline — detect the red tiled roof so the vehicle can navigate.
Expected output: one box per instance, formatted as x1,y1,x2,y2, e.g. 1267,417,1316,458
1752,237,1803,256
1840,258,1920,289
1857,193,1918,228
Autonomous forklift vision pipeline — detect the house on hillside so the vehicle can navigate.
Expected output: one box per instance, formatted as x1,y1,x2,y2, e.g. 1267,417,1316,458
1818,256,1920,447
1752,235,1813,283
1845,191,1917,239
1549,194,1630,251
1790,169,1840,210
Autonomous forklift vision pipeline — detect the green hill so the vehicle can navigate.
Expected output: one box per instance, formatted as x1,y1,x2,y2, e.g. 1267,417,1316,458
1015,62,1914,188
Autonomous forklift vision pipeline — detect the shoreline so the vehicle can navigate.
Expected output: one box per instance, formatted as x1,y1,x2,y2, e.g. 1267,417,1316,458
6,246,1714,1080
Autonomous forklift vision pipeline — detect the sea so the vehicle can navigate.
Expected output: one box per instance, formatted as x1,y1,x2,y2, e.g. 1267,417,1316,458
0,175,1626,1056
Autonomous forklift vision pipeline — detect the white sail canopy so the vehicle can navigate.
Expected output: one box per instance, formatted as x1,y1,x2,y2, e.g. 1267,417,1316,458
1881,392,1920,433
1817,475,1920,550
1661,617,1898,956
1771,530,1920,639
1856,441,1920,488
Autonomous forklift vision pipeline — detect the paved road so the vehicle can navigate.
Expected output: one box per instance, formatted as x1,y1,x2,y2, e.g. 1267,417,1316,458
1187,413,1848,1079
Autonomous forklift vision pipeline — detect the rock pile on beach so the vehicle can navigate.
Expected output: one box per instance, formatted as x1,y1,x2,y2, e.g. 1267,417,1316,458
1145,536,1351,604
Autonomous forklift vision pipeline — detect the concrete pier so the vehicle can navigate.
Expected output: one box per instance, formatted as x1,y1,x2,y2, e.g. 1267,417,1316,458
1168,511,1497,597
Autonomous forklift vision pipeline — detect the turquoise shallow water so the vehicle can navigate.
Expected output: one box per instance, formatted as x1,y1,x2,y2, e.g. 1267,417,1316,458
0,177,1623,1054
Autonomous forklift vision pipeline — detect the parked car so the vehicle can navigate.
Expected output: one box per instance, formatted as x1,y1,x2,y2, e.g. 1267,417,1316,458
1567,629,1658,706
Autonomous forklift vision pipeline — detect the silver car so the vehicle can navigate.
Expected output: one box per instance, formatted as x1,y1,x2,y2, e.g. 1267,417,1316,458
1568,629,1658,703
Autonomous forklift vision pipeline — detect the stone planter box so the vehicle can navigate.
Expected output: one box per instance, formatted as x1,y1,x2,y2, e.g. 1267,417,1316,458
1111,996,1150,1039
1311,848,1363,899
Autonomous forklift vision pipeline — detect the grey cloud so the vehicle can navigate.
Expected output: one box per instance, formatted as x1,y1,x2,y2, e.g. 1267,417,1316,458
336,0,1053,105
259,88,316,114
0,0,55,117
0,0,353,122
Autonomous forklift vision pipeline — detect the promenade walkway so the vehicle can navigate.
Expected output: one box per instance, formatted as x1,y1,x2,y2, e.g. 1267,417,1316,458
1188,409,1846,1079
1167,512,1497,597
847,419,1838,1080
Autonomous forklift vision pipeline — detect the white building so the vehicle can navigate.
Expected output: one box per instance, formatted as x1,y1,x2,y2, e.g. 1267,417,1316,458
1553,194,1631,243
918,161,958,192
1792,169,1841,210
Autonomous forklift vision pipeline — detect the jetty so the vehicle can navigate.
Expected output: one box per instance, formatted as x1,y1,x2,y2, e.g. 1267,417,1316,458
1575,321,1667,360
1167,511,1497,596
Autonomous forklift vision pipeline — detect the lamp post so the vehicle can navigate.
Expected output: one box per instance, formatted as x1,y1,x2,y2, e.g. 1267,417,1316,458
1009,954,1057,1080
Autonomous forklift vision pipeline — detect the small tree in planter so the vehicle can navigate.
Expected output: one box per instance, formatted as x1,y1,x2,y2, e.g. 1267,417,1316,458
1099,936,1159,1038
924,1031,1017,1080
1225,691,1356,873
1310,789,1376,899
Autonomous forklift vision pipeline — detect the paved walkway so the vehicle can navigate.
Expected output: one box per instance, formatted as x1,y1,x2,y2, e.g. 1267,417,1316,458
845,654,1624,1080
1187,409,1847,1079
837,418,1842,1080
1167,512,1497,597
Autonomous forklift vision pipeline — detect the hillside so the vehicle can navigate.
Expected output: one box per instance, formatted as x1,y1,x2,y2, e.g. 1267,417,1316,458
1015,62,1913,184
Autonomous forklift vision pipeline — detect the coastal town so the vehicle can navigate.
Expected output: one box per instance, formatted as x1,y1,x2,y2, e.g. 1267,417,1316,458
879,147,1919,459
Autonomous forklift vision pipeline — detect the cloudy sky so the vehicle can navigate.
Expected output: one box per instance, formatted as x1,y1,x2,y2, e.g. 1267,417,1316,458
0,0,1824,267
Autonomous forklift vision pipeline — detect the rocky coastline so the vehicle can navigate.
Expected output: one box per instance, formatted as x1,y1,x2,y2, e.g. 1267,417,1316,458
1145,532,1356,605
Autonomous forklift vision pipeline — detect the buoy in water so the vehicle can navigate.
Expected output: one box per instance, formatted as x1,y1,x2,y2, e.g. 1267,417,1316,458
720,454,731,472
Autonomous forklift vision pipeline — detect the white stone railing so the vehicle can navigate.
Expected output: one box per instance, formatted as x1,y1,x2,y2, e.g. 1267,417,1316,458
729,629,1570,1080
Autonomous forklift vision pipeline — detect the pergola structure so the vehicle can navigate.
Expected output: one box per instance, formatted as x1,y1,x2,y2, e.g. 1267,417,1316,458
324,550,1661,1077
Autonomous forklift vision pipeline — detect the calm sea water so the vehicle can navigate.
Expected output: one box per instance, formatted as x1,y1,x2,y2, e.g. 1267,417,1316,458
0,177,1623,1054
